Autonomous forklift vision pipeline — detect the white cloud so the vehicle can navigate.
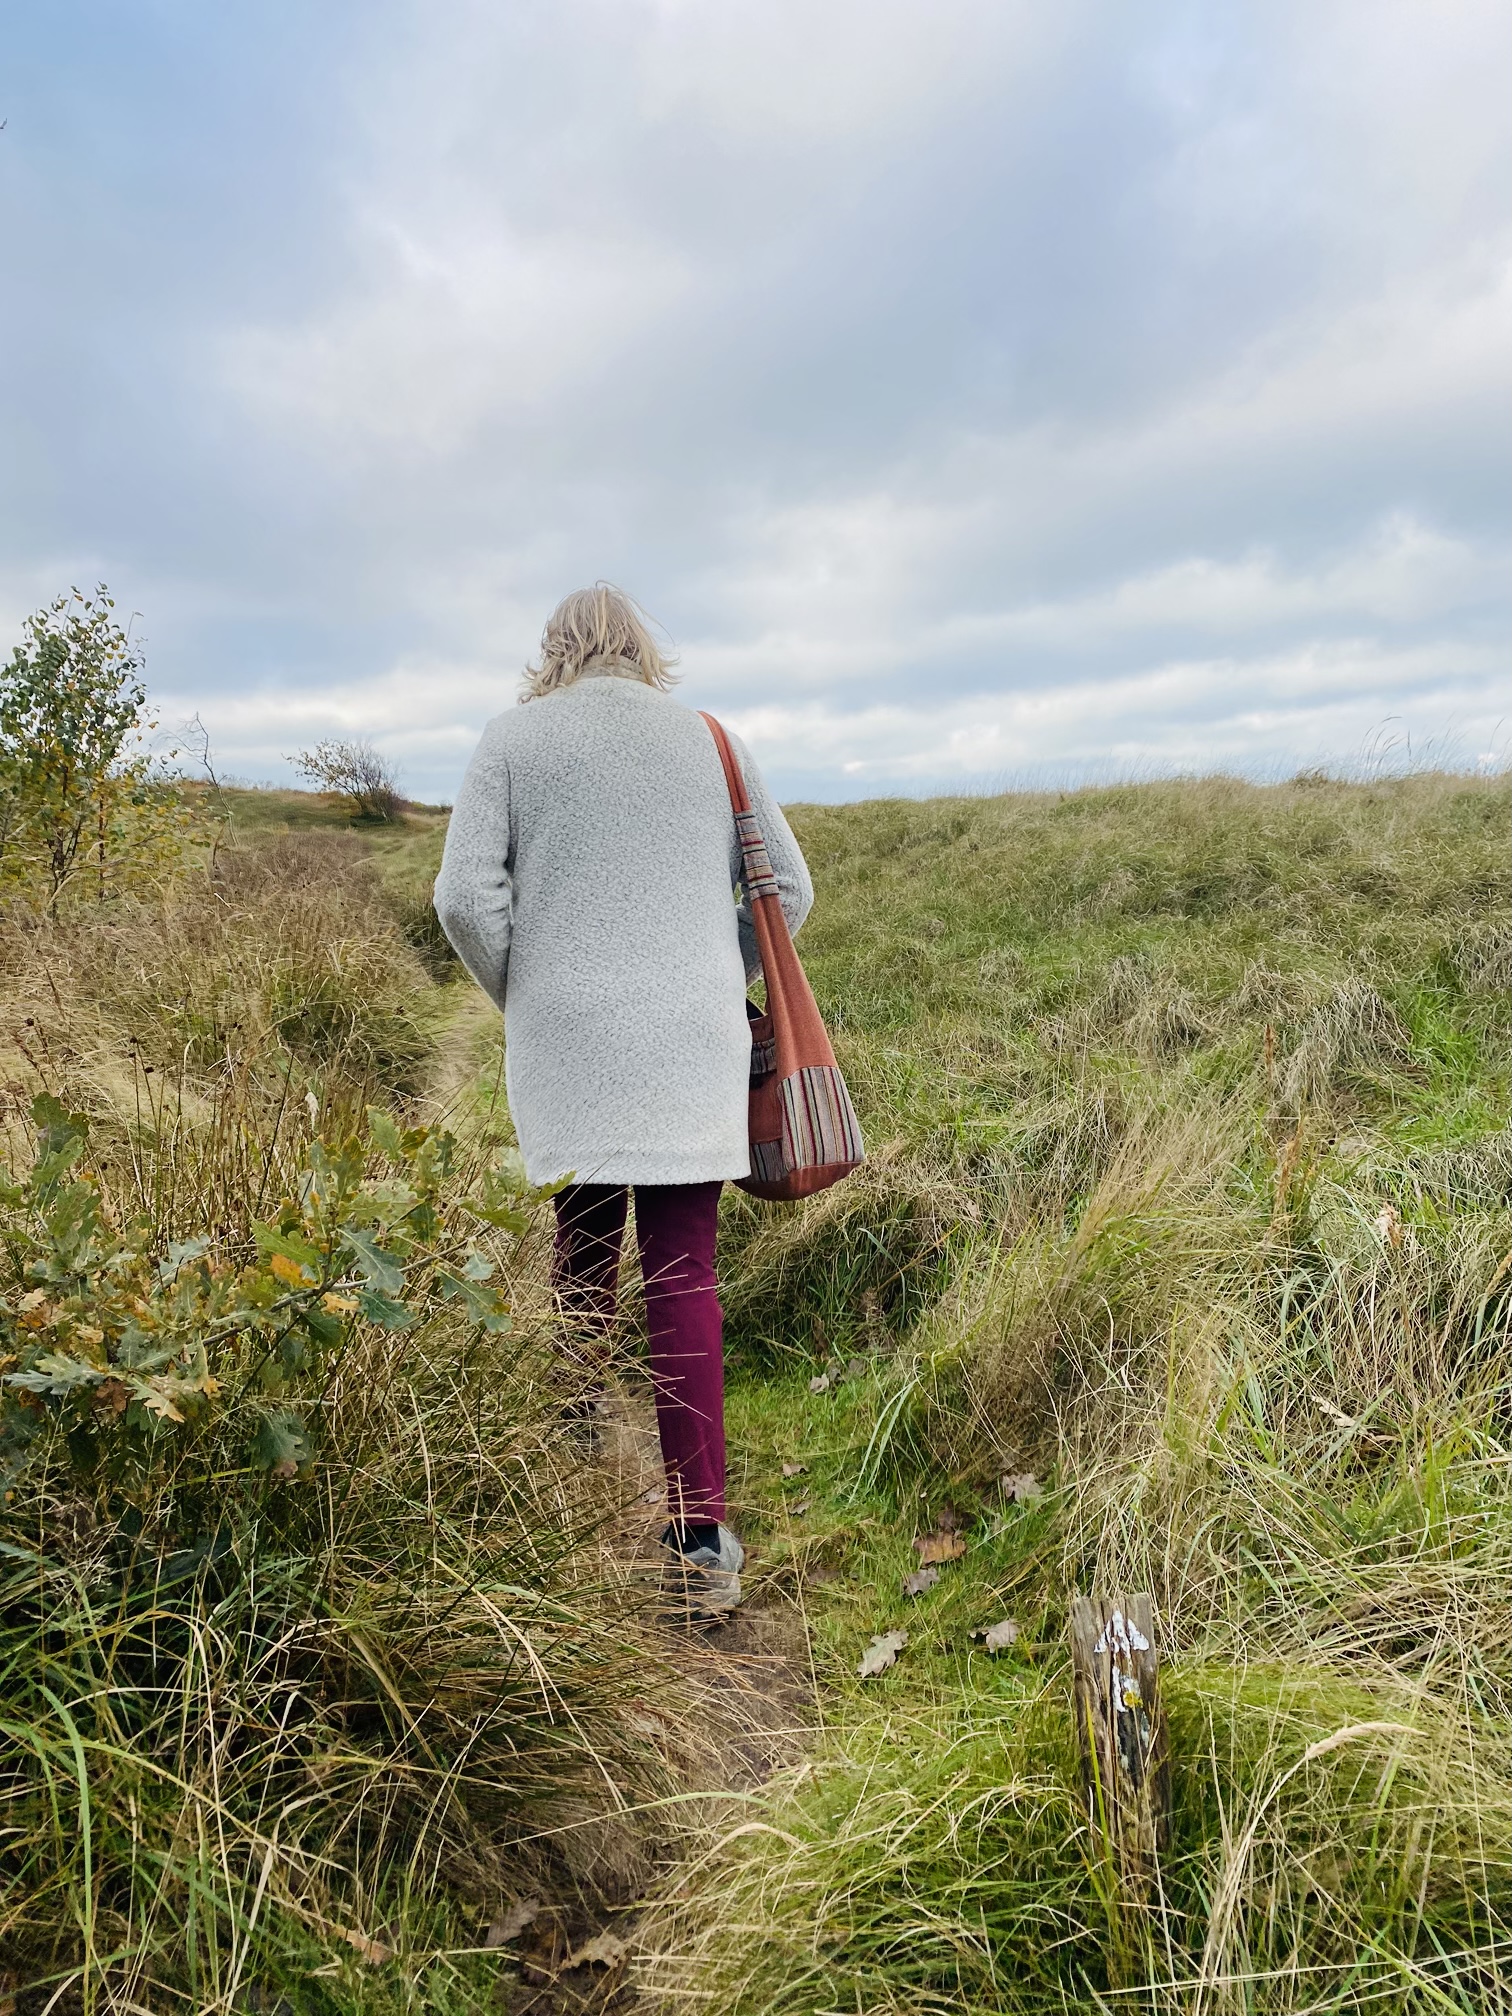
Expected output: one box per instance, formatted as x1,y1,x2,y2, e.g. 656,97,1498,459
713,635,1507,790
2,0,1507,800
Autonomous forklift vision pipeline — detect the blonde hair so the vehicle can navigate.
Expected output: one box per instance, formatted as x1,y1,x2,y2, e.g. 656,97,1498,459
521,583,678,701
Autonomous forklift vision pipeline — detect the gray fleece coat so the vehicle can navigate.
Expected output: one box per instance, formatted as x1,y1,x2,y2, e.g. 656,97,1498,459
433,667,814,1186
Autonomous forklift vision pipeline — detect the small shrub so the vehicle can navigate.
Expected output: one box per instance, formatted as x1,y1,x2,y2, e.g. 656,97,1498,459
0,585,203,906
0,1096,694,2010
293,735,404,820
0,1095,548,1498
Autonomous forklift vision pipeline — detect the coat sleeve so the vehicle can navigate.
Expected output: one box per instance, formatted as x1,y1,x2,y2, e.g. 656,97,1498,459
433,718,514,1014
728,729,814,985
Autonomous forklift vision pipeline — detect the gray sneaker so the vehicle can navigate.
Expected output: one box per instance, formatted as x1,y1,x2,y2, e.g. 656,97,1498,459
661,1524,745,1622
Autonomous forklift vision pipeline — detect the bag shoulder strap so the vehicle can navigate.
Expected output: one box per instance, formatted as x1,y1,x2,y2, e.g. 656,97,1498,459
700,711,748,813
700,712,780,904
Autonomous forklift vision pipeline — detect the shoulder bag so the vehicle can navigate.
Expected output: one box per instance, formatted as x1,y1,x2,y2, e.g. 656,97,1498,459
701,712,865,1201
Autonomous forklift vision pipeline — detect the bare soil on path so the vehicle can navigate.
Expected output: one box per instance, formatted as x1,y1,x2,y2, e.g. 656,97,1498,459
506,1385,815,2015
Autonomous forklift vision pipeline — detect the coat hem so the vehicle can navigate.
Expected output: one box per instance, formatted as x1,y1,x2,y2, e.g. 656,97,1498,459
525,1151,751,1188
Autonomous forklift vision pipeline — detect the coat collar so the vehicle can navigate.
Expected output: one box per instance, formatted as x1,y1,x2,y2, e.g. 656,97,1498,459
576,656,648,683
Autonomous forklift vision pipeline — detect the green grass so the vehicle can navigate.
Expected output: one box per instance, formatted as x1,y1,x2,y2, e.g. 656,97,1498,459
641,770,1512,2013
0,806,692,2014
3,768,1508,2013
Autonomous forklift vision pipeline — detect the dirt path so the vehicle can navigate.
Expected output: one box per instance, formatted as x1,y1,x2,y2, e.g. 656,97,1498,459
416,996,814,2007
600,1386,816,1776
508,1382,815,2014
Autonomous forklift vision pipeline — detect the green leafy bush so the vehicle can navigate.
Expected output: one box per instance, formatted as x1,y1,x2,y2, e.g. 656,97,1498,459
0,586,204,906
0,1092,687,2014
1,1094,551,1502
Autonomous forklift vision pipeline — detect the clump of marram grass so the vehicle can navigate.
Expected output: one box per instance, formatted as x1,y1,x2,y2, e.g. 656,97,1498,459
717,1143,965,1368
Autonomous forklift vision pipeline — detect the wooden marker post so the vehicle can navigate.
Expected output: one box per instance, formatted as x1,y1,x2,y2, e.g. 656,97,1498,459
1069,1593,1170,1894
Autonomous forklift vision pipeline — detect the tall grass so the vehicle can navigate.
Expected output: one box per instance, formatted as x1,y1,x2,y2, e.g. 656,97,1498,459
0,814,698,2013
641,771,1512,2013
5,769,1507,2012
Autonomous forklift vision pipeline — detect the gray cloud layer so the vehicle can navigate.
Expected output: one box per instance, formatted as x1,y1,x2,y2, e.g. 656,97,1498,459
2,0,1507,798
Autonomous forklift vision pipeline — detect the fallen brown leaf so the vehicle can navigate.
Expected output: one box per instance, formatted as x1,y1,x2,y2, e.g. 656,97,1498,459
858,1629,908,1678
341,1928,392,1965
92,1378,130,1417
914,1530,967,1565
1000,1472,1042,1503
845,1356,866,1379
788,1497,812,1515
969,1618,1020,1653
808,1373,832,1395
1314,1392,1358,1430
781,1462,808,1478
485,1897,541,1947
1374,1202,1405,1249
902,1566,940,1597
568,1930,629,1969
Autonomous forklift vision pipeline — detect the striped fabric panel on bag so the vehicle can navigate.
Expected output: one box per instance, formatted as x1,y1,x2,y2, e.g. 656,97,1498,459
749,1033,777,1083
735,810,781,902
779,1066,865,1171
750,1137,789,1184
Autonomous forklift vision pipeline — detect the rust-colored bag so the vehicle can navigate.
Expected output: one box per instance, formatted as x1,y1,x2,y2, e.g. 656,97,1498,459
701,713,865,1202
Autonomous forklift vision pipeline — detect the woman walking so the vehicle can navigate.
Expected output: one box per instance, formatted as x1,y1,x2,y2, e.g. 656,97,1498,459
434,585,812,1619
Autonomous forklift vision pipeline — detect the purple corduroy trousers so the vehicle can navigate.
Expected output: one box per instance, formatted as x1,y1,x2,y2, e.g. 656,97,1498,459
552,1180,726,1524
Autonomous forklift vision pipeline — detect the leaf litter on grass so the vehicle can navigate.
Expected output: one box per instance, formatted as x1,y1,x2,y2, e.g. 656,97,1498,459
858,1630,908,1678
914,1528,967,1565
968,1619,1020,1652
568,1930,629,1969
999,1472,1042,1503
486,1897,541,1946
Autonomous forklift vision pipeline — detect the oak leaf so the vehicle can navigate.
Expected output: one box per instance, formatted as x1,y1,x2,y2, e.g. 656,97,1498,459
484,1897,540,1947
969,1618,1020,1652
567,1930,628,1969
858,1629,908,1678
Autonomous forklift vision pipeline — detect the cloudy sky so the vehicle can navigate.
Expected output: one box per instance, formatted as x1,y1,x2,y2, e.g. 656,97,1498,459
2,0,1507,801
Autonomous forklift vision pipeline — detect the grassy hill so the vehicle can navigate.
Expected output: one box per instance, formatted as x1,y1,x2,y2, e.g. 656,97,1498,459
647,771,1512,2012
1,770,1507,2013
